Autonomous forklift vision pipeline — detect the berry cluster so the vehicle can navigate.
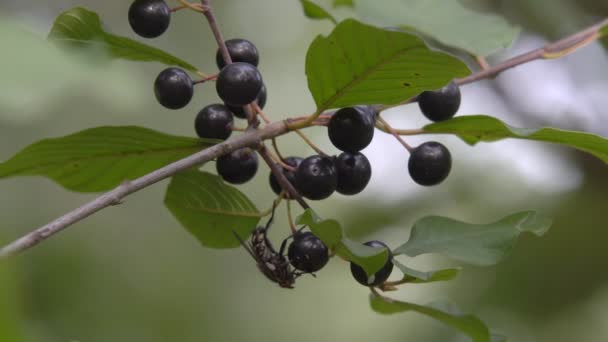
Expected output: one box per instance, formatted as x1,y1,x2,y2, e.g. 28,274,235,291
128,0,461,288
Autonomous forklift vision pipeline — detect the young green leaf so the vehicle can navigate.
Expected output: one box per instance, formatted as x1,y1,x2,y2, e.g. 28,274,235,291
296,208,389,276
355,0,520,56
305,19,470,111
424,115,608,164
394,211,552,266
370,295,491,342
333,0,354,7
48,7,197,71
300,0,337,24
393,259,460,284
164,170,261,249
0,126,210,192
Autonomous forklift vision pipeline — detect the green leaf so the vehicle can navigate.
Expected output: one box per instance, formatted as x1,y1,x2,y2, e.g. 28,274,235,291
300,0,337,24
333,0,354,7
48,7,197,71
393,259,460,284
0,126,210,192
296,208,389,276
305,19,470,111
164,169,261,249
424,115,608,164
296,209,343,247
355,0,520,56
395,212,552,266
370,295,491,342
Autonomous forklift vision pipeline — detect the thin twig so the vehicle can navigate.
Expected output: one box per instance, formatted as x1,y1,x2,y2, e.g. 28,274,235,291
258,145,309,209
376,116,414,152
294,130,329,156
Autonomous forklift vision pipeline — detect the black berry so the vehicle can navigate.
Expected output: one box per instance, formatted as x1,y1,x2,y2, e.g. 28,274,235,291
328,106,377,153
128,0,171,38
194,104,234,140
418,82,461,122
288,232,329,273
216,39,260,69
154,68,193,109
216,62,263,106
269,156,303,197
408,141,452,186
295,155,337,200
335,152,372,195
227,83,267,119
350,240,393,287
216,148,258,184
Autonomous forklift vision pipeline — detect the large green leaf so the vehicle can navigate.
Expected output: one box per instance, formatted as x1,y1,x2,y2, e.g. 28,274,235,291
297,208,389,276
164,170,261,248
393,259,460,284
300,0,337,24
370,295,491,342
48,7,197,71
355,0,520,56
424,115,608,164
0,126,210,192
305,19,470,111
394,212,552,266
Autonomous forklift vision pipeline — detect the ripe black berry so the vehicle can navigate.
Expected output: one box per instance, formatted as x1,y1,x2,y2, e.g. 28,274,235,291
335,152,372,195
216,147,258,184
295,155,337,200
288,232,329,273
227,83,267,119
154,68,193,109
216,62,263,106
418,82,461,122
269,156,303,197
216,39,260,69
350,240,393,287
328,106,377,153
128,0,171,38
194,104,234,140
408,141,452,186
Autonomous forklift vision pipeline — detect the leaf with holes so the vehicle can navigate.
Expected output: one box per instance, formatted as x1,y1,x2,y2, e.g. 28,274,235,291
300,0,337,24
394,211,552,266
305,19,470,111
0,126,210,192
296,208,389,275
424,115,608,164
355,0,520,56
370,295,491,342
164,170,261,249
393,259,460,284
48,7,197,70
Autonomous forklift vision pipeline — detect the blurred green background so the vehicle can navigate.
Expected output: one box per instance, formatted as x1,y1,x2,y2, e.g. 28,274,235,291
1,0,607,341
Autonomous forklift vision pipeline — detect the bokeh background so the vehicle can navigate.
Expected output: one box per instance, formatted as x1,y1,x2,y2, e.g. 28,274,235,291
1,0,607,341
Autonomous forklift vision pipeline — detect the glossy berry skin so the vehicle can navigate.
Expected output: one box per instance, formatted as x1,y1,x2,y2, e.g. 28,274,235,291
418,82,461,122
216,39,260,69
328,106,377,153
269,156,303,197
295,155,337,200
154,68,193,109
350,240,393,287
408,141,452,186
335,152,372,195
227,83,267,119
194,104,234,140
128,0,171,38
216,62,263,106
288,232,329,273
216,148,258,184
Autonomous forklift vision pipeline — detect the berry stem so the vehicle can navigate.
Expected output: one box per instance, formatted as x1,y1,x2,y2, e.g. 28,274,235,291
286,200,297,234
258,145,309,209
193,74,218,85
294,130,329,157
172,1,204,13
376,116,414,153
253,103,271,124
474,55,491,70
